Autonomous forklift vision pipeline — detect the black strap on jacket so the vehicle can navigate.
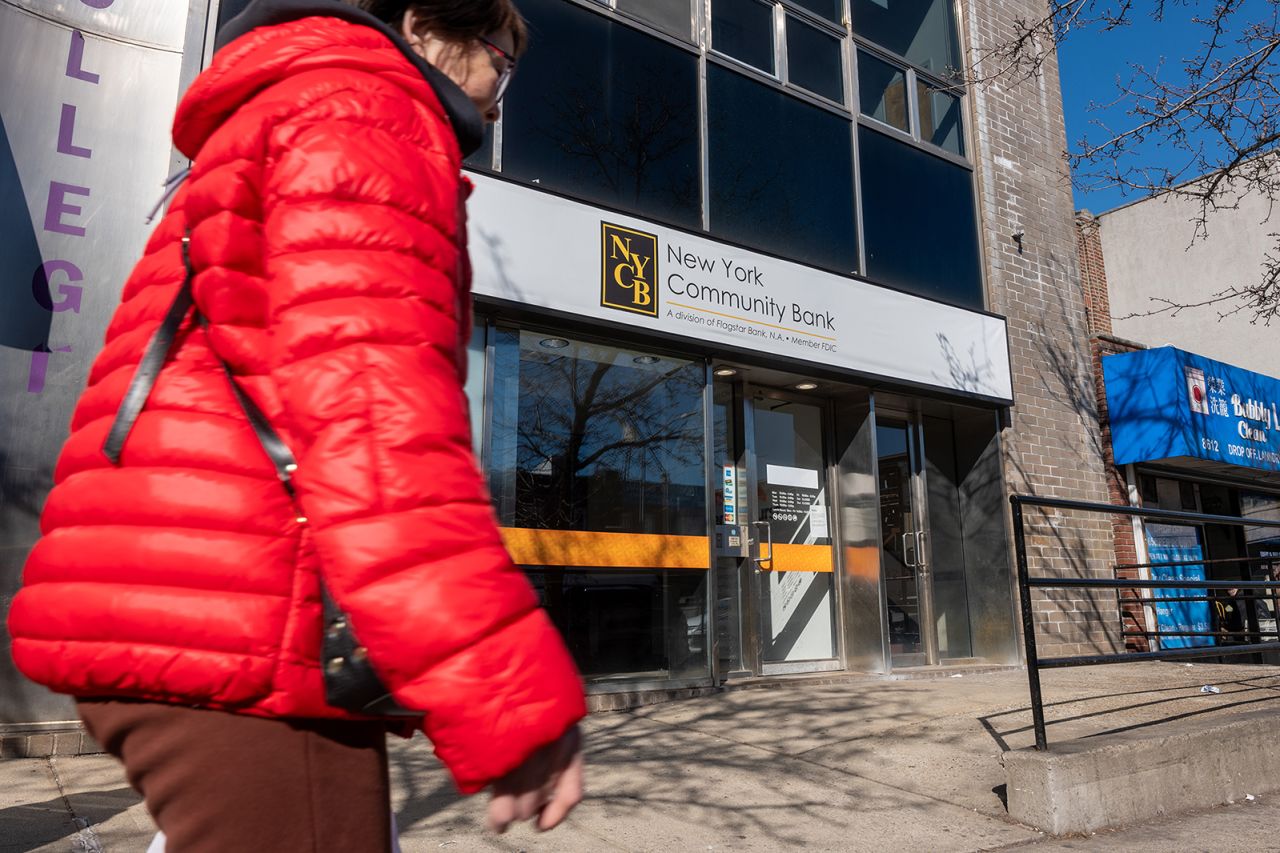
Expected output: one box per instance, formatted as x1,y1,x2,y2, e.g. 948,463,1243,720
104,234,299,495
100,231,412,717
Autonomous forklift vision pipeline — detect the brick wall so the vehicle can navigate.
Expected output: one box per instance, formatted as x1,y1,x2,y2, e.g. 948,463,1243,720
964,0,1120,657
1079,212,1152,650
1077,211,1113,336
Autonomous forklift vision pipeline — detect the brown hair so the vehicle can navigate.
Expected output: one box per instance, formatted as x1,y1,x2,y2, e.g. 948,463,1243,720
348,0,528,55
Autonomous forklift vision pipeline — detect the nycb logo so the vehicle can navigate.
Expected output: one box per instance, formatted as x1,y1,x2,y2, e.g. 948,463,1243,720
601,223,658,317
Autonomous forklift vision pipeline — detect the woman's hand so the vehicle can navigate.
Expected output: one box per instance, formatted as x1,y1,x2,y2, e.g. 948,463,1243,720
487,725,584,833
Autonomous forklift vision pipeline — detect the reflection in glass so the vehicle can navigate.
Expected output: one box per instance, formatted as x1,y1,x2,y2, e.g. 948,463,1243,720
464,322,486,458
852,0,961,75
917,79,964,155
527,570,708,679
789,0,842,23
464,123,495,172
922,414,972,658
858,126,983,308
877,420,922,660
1241,492,1280,638
490,330,706,533
501,0,701,228
786,16,845,103
712,0,775,74
713,380,744,674
857,52,909,131
754,398,837,662
489,328,709,681
617,0,692,39
708,65,857,273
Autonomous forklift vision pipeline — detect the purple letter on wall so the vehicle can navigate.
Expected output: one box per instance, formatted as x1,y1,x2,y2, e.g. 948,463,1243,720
28,346,75,394
57,105,92,158
32,260,85,313
66,31,100,84
45,183,90,236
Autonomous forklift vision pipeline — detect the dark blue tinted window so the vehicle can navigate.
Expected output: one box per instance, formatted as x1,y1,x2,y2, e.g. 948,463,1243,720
501,0,701,229
786,16,844,103
857,51,909,131
858,126,982,308
852,0,960,76
917,79,964,155
465,123,495,171
708,65,857,273
617,0,692,39
712,0,775,74
789,0,842,23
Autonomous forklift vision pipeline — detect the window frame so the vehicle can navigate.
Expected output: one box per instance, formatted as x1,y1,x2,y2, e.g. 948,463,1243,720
477,0,988,311
852,41,971,168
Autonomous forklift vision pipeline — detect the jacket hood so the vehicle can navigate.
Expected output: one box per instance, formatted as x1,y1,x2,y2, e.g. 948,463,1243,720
173,0,484,158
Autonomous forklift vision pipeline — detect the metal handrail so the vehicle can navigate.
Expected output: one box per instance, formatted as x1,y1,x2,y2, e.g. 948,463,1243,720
1011,493,1280,750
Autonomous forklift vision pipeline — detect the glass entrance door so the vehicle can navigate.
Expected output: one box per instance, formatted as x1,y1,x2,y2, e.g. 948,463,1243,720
710,377,841,679
876,418,932,666
749,393,839,672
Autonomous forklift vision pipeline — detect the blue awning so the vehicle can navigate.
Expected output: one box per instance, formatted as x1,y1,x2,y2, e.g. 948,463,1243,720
1102,347,1280,473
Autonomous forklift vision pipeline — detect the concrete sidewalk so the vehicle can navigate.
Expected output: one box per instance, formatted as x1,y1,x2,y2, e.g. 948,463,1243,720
4,662,1280,851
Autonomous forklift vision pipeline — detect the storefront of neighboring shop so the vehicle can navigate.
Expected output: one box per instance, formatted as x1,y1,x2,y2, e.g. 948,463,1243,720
1103,347,1280,651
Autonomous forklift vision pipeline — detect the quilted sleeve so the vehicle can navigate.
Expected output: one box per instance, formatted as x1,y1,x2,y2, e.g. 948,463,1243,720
260,80,585,793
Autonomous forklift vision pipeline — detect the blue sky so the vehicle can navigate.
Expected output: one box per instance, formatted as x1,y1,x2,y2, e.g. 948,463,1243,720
1057,1,1275,213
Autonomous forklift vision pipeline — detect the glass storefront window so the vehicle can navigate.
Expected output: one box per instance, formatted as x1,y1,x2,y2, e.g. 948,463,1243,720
917,78,964,155
464,322,486,458
788,0,842,24
857,125,982,307
464,124,495,172
708,64,858,273
786,15,845,104
851,0,961,76
501,0,702,229
526,570,709,679
488,328,710,680
616,0,692,40
857,51,910,132
712,0,776,74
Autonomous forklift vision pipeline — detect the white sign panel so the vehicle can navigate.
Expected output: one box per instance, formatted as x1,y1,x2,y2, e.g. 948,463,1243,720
768,572,835,661
468,175,1014,402
766,464,820,490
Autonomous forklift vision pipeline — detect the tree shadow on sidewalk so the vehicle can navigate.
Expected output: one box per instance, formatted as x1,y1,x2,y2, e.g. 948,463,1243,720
979,672,1280,750
0,787,138,853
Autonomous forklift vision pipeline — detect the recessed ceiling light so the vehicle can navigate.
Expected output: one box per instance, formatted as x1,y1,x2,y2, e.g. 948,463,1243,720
794,382,818,391
539,337,570,349
714,367,738,377
633,355,660,365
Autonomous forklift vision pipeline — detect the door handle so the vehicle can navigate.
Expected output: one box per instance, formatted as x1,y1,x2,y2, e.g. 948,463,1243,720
752,520,773,572
901,531,917,568
915,530,928,574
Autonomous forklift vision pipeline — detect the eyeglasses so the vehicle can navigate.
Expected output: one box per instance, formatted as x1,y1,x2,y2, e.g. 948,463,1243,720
478,35,516,102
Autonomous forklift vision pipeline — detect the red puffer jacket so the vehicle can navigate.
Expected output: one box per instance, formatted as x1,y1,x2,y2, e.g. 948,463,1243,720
9,10,585,794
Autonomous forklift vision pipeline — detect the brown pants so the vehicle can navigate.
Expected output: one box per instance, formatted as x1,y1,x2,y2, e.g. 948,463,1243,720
77,699,392,853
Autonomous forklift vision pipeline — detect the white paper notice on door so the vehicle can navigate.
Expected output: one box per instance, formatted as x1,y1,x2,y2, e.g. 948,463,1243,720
809,503,829,539
766,465,819,489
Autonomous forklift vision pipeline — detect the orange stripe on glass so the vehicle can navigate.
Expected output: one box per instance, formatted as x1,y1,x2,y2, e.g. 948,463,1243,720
500,528,710,569
763,543,835,573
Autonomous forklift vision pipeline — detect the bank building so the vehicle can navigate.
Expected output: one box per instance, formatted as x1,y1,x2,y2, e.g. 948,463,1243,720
1,0,1119,735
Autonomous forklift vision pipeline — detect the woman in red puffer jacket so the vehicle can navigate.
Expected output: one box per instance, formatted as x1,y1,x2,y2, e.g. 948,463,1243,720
8,1,586,849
